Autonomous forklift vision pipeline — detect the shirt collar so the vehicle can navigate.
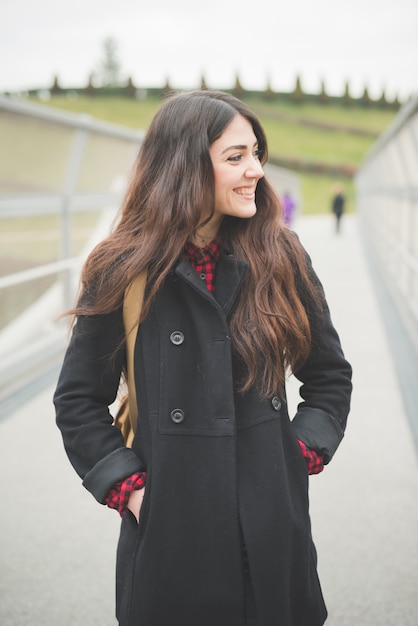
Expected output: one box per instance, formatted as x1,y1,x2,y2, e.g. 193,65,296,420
183,237,222,265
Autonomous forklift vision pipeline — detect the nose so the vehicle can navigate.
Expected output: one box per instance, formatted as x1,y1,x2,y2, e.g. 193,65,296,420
245,156,264,180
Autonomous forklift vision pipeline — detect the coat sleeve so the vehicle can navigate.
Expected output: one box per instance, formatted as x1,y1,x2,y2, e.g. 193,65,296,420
290,255,353,464
53,306,142,503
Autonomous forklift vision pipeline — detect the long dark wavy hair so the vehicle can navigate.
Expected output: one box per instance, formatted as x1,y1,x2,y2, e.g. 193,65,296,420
74,90,322,397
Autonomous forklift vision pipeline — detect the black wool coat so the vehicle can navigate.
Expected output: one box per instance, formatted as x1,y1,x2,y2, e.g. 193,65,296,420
54,249,352,626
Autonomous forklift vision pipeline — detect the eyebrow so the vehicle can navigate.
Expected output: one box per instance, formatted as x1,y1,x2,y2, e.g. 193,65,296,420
221,141,259,155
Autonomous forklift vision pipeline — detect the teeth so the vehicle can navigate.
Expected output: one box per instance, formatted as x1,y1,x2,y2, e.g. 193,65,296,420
235,188,255,195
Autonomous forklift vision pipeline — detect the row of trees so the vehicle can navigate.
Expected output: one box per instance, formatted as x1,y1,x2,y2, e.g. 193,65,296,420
41,38,401,110
234,75,401,109
47,72,401,110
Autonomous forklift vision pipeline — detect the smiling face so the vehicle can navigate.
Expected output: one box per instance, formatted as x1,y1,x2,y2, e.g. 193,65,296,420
195,114,264,244
211,113,264,218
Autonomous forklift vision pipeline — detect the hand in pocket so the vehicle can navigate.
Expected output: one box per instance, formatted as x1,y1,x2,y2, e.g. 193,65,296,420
127,487,145,523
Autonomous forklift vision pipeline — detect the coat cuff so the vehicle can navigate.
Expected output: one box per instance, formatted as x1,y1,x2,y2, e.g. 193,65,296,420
82,447,142,503
290,407,344,464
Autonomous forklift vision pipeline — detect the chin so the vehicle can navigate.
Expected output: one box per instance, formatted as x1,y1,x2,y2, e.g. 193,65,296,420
237,205,257,219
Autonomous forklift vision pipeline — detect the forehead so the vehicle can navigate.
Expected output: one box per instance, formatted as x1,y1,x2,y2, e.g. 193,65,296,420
211,114,257,150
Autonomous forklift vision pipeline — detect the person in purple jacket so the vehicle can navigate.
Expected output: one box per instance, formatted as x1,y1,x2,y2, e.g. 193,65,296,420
282,190,297,227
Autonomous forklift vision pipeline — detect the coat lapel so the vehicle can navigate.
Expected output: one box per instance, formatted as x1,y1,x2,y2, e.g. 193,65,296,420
175,252,248,317
175,257,213,302
215,251,248,315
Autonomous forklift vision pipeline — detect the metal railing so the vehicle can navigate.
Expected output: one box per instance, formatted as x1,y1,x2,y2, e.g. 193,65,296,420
355,94,418,349
0,95,143,412
355,93,418,446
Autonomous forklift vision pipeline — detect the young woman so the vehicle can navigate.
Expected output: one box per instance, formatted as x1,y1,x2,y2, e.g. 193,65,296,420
54,90,352,626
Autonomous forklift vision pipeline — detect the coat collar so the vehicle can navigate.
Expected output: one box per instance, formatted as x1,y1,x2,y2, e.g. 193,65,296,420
175,250,248,316
215,250,248,315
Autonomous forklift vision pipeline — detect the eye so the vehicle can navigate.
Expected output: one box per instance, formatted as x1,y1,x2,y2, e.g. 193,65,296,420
227,154,243,163
253,148,262,160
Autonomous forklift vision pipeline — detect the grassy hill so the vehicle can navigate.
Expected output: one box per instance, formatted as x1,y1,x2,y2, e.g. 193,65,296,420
30,94,396,214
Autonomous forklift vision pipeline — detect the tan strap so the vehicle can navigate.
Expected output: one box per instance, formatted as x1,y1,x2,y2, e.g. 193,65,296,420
122,269,147,444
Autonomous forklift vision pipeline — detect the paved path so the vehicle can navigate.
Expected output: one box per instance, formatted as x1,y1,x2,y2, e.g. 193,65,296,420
291,214,418,626
1,213,417,625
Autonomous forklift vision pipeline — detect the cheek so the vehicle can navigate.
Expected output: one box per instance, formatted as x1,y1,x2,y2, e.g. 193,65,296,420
214,175,228,199
216,171,235,195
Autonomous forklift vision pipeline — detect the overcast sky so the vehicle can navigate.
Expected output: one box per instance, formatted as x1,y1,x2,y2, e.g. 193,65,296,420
1,0,417,101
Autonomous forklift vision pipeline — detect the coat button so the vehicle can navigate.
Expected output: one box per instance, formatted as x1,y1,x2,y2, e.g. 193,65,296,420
170,331,184,345
271,396,281,411
170,409,185,424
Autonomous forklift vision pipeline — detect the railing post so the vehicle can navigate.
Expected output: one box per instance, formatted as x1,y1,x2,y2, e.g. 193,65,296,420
60,117,90,309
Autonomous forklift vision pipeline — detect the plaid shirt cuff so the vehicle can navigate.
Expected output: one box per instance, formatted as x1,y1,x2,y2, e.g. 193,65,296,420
297,439,324,475
105,471,147,516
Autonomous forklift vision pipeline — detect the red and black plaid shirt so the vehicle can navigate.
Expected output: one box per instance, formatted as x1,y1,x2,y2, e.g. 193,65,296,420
183,237,222,293
105,238,323,514
105,471,146,515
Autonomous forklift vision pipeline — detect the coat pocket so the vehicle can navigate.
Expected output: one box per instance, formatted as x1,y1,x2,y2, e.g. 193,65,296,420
116,511,139,624
116,482,150,624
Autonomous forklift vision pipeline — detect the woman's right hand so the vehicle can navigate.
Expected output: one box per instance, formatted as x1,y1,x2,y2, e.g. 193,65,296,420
127,487,145,523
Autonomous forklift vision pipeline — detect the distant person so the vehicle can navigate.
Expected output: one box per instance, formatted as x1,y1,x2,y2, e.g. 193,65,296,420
331,184,345,233
54,90,352,626
282,190,297,228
